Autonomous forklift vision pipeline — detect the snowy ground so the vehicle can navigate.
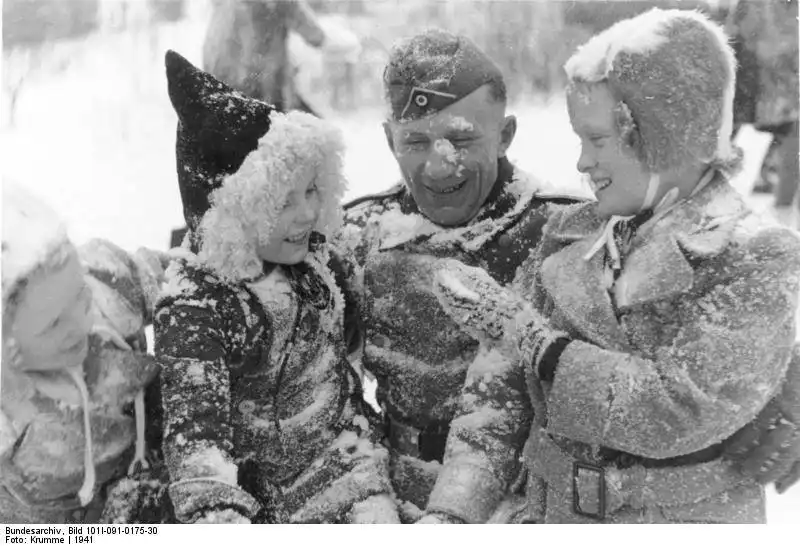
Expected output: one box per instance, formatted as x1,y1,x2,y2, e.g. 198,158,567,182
2,17,798,523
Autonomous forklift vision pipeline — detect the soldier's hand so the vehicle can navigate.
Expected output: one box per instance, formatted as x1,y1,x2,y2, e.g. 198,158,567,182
724,345,800,494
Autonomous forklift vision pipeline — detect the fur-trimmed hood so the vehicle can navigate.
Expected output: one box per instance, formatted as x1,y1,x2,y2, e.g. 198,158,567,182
1,182,71,311
196,110,348,283
164,50,348,284
564,8,738,173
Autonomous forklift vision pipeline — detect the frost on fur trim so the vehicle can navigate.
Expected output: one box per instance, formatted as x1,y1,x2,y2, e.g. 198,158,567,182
564,9,727,82
563,8,737,172
198,111,348,282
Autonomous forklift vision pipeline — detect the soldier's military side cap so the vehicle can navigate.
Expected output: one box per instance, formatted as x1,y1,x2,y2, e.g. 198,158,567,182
383,29,506,122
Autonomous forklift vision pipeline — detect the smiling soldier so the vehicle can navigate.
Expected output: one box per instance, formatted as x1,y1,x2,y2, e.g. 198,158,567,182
333,29,583,520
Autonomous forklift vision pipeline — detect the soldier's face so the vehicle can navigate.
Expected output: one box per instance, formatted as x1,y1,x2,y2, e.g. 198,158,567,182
384,86,516,227
567,83,650,218
10,247,93,372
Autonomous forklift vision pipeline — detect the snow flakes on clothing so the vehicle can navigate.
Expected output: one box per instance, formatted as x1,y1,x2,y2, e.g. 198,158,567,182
179,445,239,485
564,9,726,82
154,245,395,523
160,260,199,299
428,175,800,524
371,168,552,253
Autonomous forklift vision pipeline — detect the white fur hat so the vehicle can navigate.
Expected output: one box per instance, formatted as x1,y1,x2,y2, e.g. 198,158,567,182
165,50,348,283
2,183,71,309
197,111,348,283
564,9,738,173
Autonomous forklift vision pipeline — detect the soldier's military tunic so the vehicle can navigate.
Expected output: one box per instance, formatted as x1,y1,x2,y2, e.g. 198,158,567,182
334,157,582,514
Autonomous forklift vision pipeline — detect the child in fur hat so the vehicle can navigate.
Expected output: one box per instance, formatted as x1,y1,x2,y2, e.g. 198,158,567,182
154,51,399,524
423,9,800,523
1,183,169,523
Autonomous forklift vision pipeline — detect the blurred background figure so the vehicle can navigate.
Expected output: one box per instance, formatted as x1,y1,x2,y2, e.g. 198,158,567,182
725,0,799,227
319,15,362,112
202,0,327,115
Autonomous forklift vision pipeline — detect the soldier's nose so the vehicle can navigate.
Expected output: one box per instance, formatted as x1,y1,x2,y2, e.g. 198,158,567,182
424,153,457,180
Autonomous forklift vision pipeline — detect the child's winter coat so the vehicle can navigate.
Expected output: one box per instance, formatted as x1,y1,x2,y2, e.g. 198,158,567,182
1,186,165,523
154,50,397,524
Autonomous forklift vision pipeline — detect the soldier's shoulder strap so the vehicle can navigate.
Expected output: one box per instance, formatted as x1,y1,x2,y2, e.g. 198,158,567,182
342,182,405,211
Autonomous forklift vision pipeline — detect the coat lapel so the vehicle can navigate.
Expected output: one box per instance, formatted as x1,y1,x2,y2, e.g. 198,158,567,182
612,232,696,310
614,177,747,310
539,176,748,347
541,223,632,350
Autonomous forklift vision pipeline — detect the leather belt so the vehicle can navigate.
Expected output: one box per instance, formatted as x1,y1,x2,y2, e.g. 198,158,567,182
523,427,748,520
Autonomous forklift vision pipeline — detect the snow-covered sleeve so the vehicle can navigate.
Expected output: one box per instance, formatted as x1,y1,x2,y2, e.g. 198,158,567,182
333,201,379,270
331,201,384,354
154,264,260,523
79,239,169,340
288,0,325,48
427,346,533,523
547,230,800,459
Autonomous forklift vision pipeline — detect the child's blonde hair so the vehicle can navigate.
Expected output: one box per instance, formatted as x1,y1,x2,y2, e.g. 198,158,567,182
198,111,348,282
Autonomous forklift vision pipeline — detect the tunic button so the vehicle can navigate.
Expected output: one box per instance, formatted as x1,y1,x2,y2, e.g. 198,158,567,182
497,234,513,248
372,335,387,348
238,400,257,415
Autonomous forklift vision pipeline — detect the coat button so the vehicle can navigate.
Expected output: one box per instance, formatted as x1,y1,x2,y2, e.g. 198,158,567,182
497,234,513,248
238,400,257,415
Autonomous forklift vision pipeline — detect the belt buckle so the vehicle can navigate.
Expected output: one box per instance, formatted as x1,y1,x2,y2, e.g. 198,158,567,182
573,461,606,520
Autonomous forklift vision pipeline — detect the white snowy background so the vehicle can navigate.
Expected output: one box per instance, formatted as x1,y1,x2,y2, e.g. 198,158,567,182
2,1,797,523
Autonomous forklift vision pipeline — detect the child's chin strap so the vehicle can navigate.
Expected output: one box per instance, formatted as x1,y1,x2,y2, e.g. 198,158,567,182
64,365,95,507
582,172,664,266
583,169,713,267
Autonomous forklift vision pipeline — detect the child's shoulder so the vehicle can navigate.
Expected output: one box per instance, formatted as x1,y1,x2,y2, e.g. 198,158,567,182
157,255,240,310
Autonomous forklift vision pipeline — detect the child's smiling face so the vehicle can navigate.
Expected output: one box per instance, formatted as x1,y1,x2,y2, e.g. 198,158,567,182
256,172,321,265
11,247,93,371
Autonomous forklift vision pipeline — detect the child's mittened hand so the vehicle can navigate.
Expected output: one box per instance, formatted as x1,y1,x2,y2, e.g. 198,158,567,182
432,258,525,343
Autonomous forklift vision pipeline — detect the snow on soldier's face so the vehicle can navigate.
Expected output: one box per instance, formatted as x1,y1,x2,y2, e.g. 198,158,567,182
383,85,517,227
256,171,321,265
567,82,650,219
9,246,93,372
